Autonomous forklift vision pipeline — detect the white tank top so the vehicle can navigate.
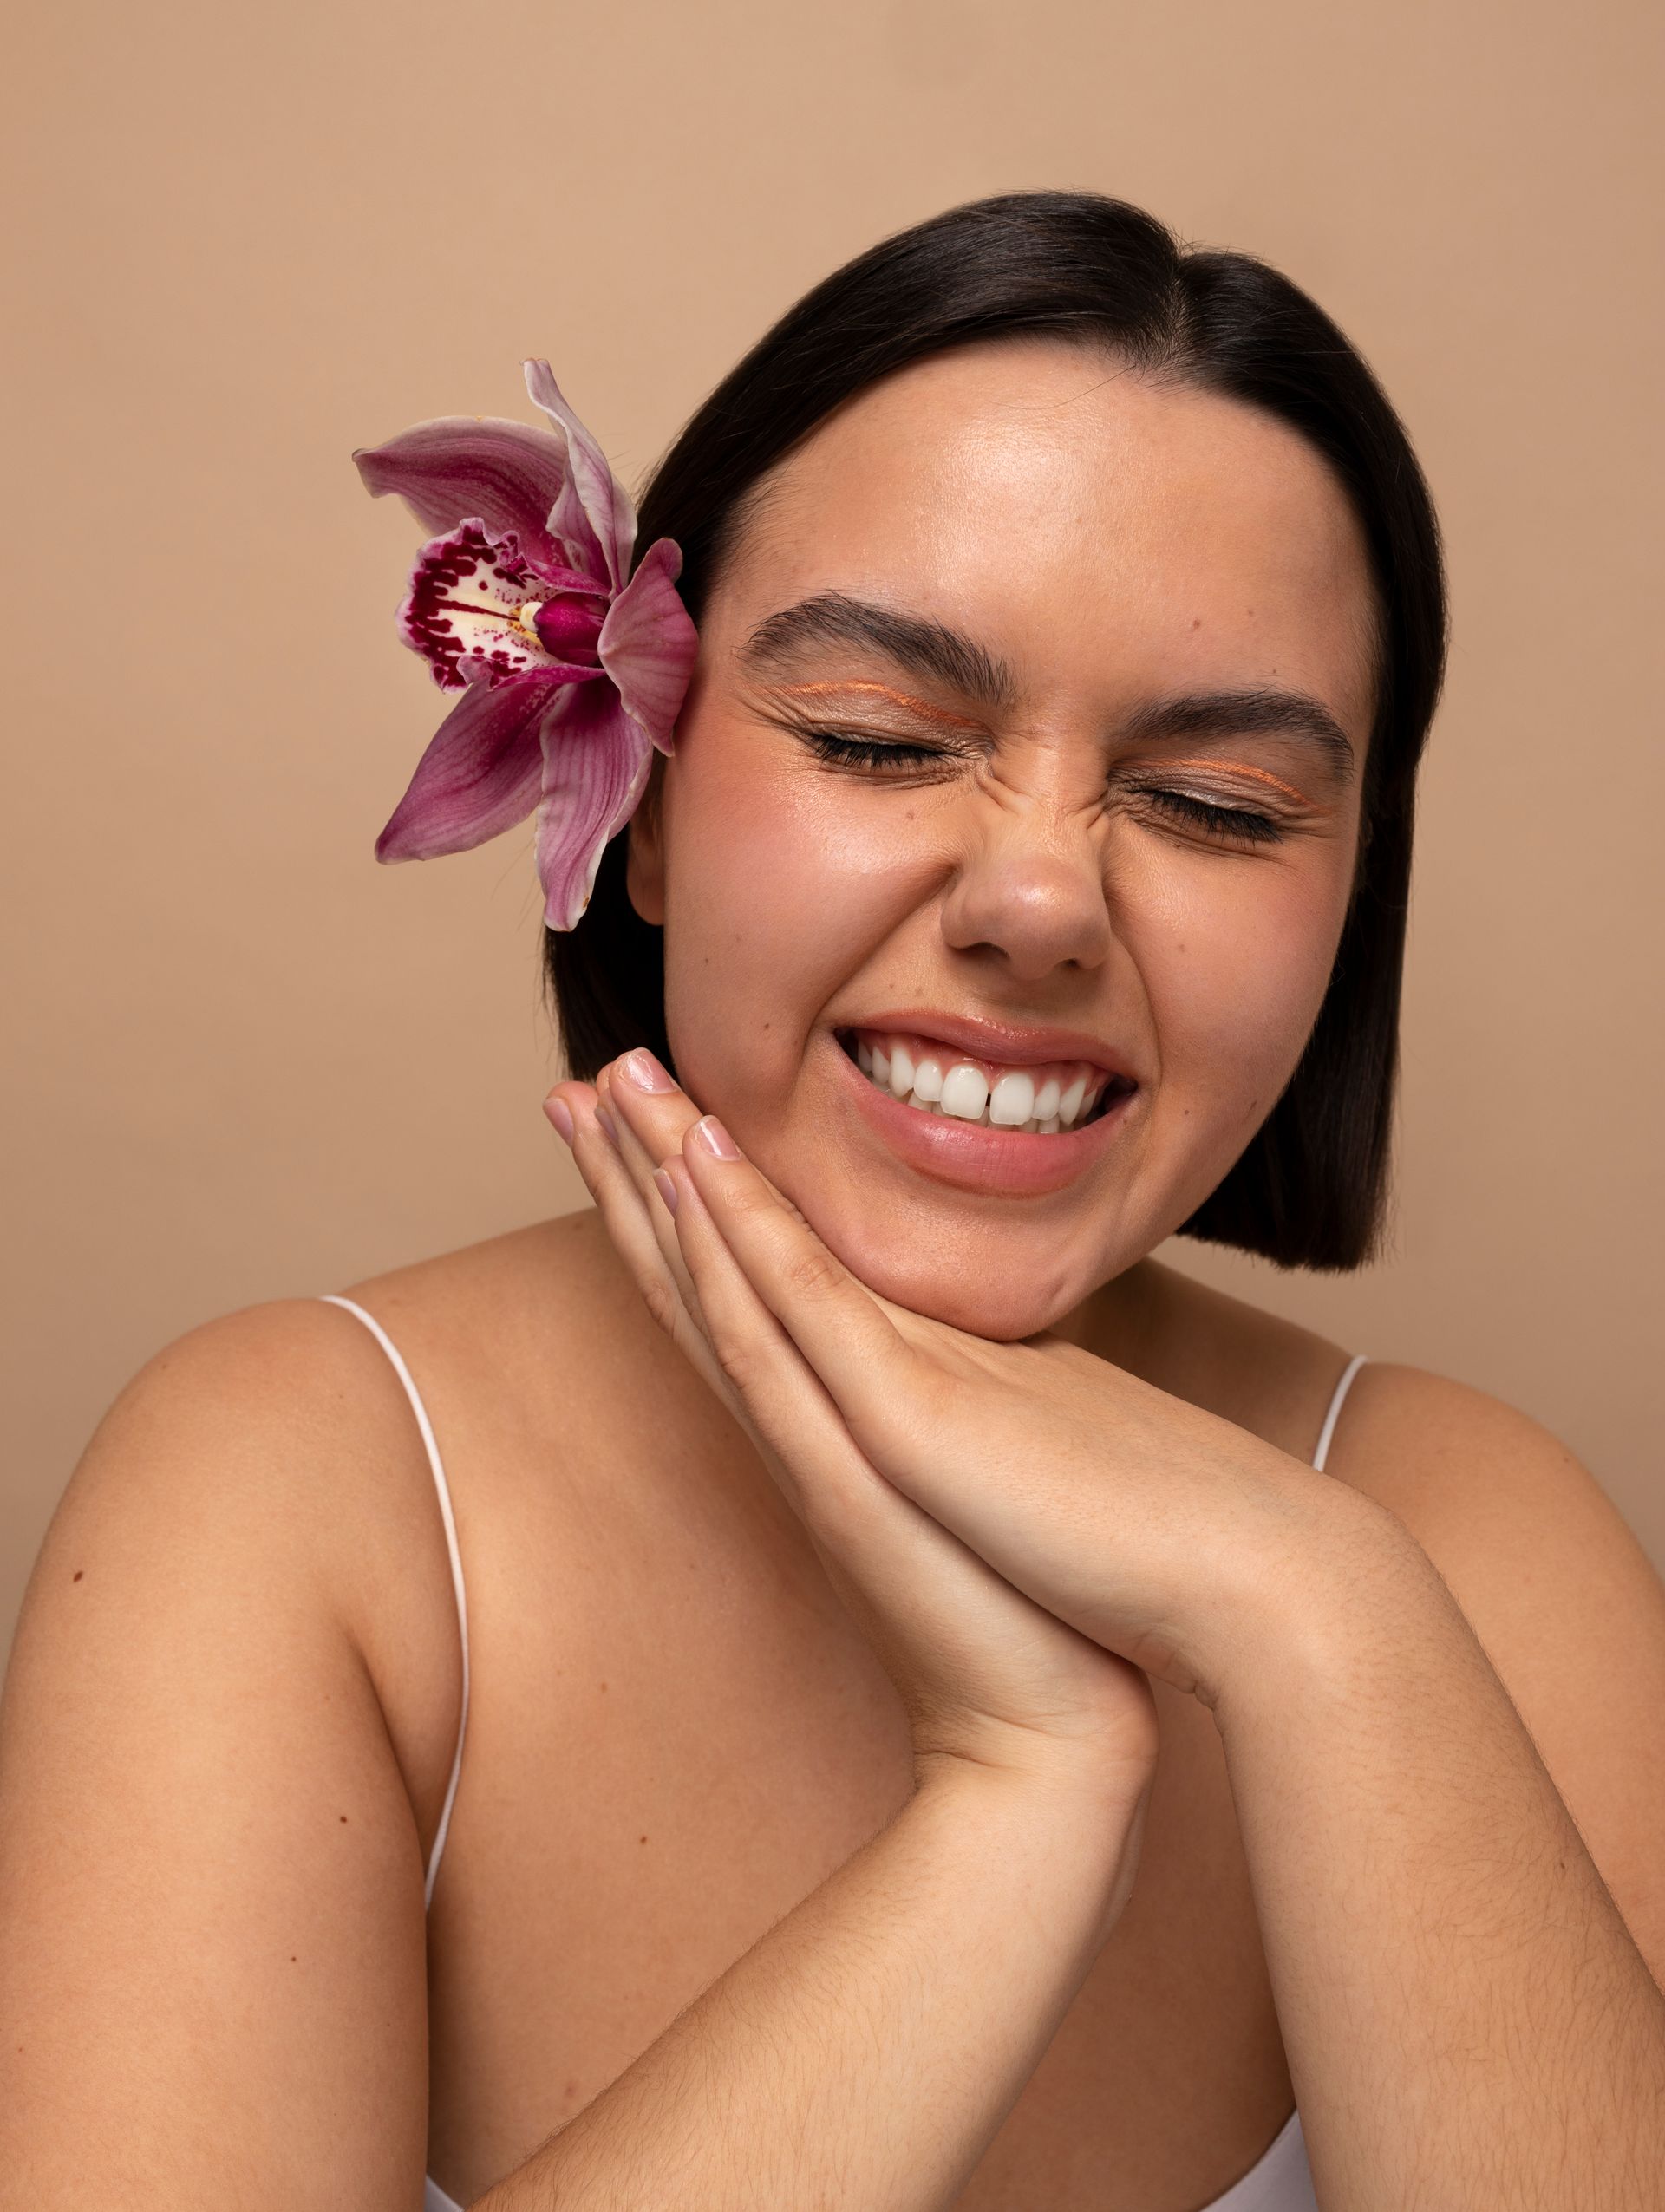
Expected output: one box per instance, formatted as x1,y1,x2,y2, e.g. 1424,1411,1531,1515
322,1293,1367,2211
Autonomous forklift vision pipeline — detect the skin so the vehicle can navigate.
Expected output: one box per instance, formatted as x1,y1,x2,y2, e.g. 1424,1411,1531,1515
5,335,1664,2212
626,339,1378,1339
542,1078,1665,2207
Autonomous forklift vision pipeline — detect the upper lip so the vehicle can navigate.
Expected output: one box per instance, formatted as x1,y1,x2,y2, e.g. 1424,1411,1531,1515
838,1008,1135,1079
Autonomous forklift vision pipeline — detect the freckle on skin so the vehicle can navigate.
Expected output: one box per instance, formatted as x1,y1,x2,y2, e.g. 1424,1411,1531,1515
639,1834,648,1844
340,1815,348,1824
72,1569,83,1582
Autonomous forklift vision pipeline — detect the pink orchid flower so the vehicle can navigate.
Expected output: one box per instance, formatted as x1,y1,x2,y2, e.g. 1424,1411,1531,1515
354,361,698,930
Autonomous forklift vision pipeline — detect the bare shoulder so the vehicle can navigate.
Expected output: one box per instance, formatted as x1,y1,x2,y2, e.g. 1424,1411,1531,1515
11,1284,488,1857
29,1294,423,1614
27,1205,644,1732
335,1201,646,1387
1321,1355,1658,1602
0,1293,462,2199
0,1208,663,2198
27,1288,461,1654
1325,1360,1665,1990
333,1204,726,1498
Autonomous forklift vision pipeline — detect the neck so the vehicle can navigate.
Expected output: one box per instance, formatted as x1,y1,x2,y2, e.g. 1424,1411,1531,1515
1052,1256,1171,1374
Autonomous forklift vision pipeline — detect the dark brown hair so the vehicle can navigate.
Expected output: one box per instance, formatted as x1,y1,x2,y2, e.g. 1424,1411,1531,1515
547,189,1448,1269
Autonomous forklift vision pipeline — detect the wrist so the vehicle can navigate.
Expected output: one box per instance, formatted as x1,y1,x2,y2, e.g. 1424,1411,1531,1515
1206,1479,1435,1736
911,1741,1152,1946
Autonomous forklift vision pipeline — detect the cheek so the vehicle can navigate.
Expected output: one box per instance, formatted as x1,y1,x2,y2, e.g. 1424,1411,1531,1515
656,740,930,1115
1132,852,1349,1155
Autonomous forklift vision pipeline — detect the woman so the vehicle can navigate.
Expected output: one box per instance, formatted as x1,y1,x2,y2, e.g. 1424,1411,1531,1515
3,192,1662,2209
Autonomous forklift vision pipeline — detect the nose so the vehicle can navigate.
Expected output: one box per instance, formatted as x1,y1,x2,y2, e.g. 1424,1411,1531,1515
938,790,1113,981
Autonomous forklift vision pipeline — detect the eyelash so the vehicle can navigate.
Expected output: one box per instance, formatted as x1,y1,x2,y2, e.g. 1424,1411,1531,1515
1131,786,1284,846
800,728,1288,847
801,730,945,771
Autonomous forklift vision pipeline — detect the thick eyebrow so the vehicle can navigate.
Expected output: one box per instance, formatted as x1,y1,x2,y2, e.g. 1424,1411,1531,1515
1122,689,1357,779
740,592,1016,716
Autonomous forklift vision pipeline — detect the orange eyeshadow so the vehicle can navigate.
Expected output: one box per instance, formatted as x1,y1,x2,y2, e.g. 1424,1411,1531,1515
1158,758,1315,806
772,680,988,732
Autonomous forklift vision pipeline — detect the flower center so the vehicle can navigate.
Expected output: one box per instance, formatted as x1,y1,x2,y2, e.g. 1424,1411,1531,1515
530,592,607,663
422,588,608,669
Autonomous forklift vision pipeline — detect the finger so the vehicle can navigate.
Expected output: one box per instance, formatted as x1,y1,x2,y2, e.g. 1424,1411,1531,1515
595,1061,709,1329
546,1081,728,1401
658,1156,864,1518
663,1153,930,1556
677,1116,919,1452
666,1161,1109,1730
602,1050,731,1324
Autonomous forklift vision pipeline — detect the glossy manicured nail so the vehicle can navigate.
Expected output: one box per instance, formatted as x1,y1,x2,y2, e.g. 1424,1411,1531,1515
653,1167,679,1215
545,1096,574,1144
619,1047,676,1093
597,1104,619,1144
691,1115,741,1161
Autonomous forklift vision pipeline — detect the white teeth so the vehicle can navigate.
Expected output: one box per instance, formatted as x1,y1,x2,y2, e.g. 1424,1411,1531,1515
940,1063,989,1121
989,1069,1035,1126
849,1034,1120,1137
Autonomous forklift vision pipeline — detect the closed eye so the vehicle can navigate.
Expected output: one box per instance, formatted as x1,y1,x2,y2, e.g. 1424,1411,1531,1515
800,728,952,772
795,727,1290,842
1133,786,1285,845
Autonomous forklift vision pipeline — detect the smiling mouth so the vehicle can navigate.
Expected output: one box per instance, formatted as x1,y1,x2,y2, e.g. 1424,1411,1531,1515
837,1026,1136,1137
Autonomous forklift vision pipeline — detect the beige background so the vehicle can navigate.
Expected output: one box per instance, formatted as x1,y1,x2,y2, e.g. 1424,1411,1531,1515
4,0,1662,1656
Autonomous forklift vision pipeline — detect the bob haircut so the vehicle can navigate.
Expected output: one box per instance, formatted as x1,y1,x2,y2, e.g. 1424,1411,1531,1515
546,189,1449,1271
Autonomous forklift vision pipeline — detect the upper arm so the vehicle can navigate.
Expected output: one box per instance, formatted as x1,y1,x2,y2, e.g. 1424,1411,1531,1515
0,1302,442,2207
1336,1365,1665,1994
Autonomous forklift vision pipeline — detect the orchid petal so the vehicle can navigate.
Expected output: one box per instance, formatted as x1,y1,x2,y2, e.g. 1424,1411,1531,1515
533,681,653,930
597,538,700,755
524,360,637,593
355,415,578,572
375,672,551,863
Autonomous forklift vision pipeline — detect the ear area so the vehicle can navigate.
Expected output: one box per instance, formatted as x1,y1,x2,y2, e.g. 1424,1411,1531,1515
624,756,668,926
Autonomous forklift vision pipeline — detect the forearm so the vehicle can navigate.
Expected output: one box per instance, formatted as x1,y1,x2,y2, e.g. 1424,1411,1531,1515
1218,1493,1665,2210
477,1758,1140,2212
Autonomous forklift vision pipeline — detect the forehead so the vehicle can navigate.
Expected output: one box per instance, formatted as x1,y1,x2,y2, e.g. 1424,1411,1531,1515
718,340,1378,734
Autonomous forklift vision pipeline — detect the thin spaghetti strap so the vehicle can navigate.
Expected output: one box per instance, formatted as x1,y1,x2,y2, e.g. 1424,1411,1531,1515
1311,1353,1368,1473
319,1294,470,1911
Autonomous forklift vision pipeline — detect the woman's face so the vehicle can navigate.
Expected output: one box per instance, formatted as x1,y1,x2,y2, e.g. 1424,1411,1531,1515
630,340,1378,1339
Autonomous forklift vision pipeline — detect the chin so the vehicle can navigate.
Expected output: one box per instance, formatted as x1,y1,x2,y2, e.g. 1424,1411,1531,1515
804,1212,1094,1342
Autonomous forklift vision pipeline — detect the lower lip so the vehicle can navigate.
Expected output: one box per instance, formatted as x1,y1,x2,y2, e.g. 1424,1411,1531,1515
832,1041,1136,1196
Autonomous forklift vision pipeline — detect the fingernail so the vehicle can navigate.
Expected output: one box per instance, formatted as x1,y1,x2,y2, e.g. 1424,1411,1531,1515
619,1047,676,1093
544,1095,574,1144
691,1115,741,1161
597,1104,619,1144
653,1167,680,1216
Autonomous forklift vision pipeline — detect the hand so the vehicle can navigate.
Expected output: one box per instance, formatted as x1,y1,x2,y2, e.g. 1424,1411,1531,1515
559,1049,1346,1718
547,1052,1161,1814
